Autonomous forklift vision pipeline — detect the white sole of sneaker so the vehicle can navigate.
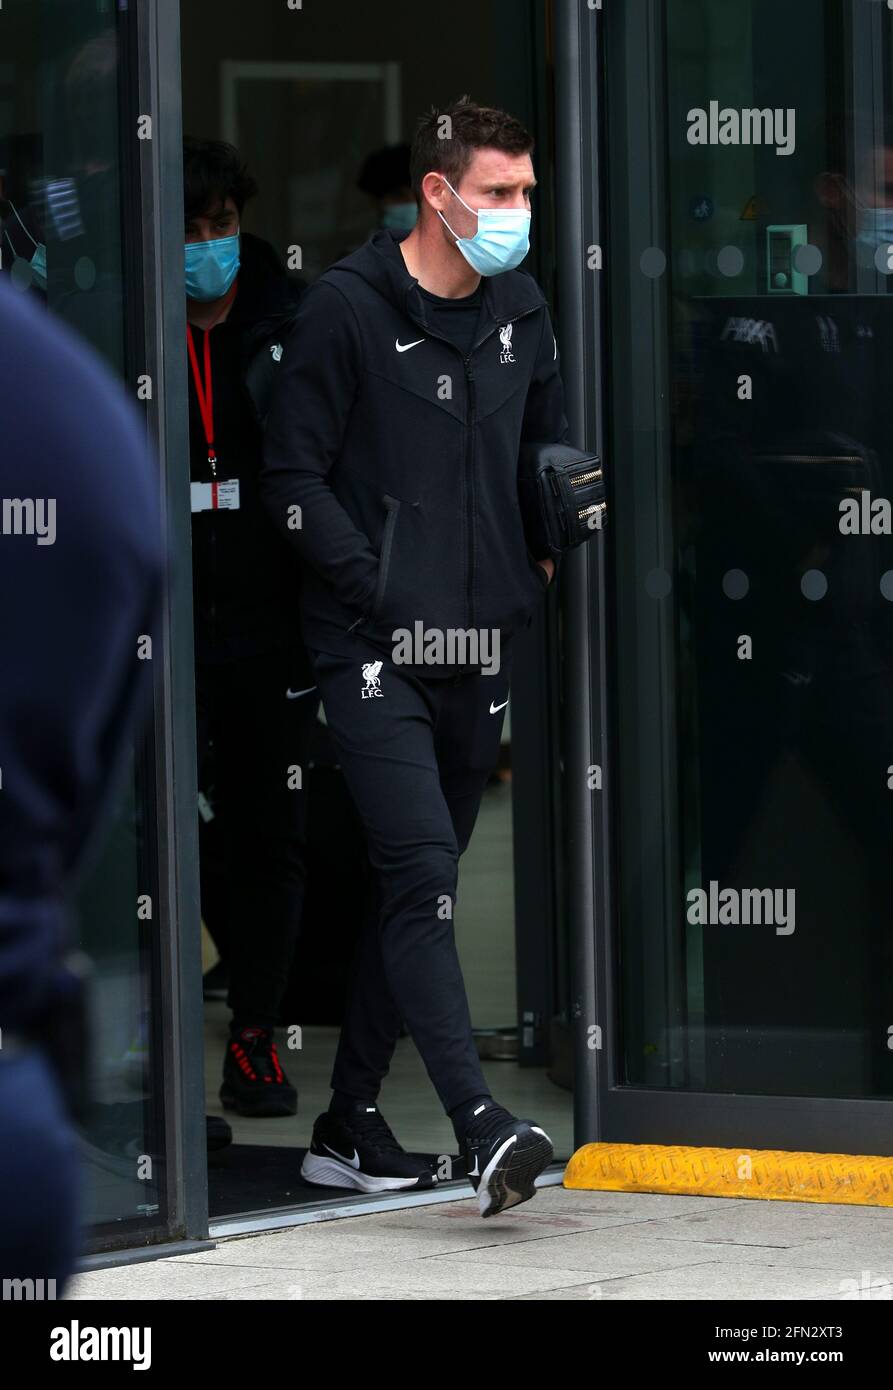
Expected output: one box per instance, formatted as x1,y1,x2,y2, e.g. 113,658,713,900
478,1126,554,1218
300,1152,432,1193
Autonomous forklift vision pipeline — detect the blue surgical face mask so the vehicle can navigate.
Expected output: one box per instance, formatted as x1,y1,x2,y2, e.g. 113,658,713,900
855,206,893,268
381,201,418,232
4,202,47,289
29,241,48,290
185,232,240,301
437,177,531,276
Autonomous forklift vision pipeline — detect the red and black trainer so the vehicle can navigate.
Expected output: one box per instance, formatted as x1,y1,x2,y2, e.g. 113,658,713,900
220,1025,298,1117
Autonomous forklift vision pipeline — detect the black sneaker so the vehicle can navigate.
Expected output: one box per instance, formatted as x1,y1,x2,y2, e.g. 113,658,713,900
460,1100,553,1218
220,1025,297,1117
301,1103,436,1193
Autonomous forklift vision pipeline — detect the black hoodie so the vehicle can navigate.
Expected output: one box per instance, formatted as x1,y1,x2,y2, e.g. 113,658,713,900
0,279,163,1035
261,228,569,663
188,231,308,666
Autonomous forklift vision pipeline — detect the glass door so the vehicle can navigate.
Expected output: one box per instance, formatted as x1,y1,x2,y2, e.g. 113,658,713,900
596,0,893,1151
2,0,206,1254
178,0,573,1227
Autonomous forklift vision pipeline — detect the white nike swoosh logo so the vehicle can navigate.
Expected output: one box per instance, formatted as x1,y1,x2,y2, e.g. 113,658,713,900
286,686,316,699
468,1154,480,1177
489,699,509,714
322,1142,361,1169
395,338,425,353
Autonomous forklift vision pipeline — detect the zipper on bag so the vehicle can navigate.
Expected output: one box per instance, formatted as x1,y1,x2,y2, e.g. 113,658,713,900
569,467,603,487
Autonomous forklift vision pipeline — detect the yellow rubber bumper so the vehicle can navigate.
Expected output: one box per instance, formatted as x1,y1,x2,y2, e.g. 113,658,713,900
564,1142,893,1207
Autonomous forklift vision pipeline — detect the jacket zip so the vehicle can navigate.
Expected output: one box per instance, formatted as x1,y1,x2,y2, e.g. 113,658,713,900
463,354,476,627
372,494,401,618
400,298,542,633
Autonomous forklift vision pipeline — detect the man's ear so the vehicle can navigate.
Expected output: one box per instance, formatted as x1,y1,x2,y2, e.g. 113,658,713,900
420,170,449,214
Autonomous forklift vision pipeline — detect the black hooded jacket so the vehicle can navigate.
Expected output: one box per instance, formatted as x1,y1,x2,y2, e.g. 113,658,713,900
0,279,163,1035
188,231,308,667
261,228,569,660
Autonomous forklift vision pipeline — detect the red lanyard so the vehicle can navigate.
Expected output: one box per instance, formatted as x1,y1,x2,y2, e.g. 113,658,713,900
186,282,237,479
187,324,217,476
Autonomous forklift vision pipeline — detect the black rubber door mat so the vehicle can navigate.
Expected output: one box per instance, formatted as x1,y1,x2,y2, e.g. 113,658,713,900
208,1145,465,1220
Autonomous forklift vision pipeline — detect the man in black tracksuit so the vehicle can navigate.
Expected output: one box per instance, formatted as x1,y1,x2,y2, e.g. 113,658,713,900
184,139,315,1119
263,99,567,1217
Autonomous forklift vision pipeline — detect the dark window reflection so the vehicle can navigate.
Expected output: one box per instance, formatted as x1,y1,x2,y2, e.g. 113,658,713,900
1,0,165,1236
608,0,893,1099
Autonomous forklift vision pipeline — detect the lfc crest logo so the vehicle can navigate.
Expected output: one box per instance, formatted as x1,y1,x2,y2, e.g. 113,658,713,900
361,660,384,698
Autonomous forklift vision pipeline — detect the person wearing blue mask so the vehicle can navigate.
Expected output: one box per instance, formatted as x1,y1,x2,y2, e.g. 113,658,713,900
0,199,48,295
182,138,318,1134
816,143,893,289
356,143,418,235
262,96,569,1216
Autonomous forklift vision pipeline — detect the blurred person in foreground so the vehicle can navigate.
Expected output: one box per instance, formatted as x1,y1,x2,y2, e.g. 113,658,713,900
0,276,163,1289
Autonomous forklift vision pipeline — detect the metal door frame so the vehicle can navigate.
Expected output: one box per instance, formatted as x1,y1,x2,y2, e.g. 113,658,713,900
557,0,893,1157
135,0,208,1246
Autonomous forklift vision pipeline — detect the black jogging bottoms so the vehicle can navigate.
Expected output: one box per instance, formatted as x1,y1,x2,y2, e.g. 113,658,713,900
307,636,513,1115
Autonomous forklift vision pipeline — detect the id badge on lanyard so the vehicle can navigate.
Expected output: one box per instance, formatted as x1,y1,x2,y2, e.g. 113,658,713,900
187,314,241,513
190,479,241,512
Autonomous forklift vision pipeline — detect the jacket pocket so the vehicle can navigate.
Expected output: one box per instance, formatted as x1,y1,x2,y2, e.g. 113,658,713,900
526,547,550,593
371,495,402,620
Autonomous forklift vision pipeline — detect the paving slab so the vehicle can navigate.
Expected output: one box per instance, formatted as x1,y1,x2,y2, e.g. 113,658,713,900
540,1261,871,1302
66,1261,273,1301
67,1189,893,1300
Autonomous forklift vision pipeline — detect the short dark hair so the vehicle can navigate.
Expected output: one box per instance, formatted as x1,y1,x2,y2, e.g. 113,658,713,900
409,96,534,201
183,137,258,221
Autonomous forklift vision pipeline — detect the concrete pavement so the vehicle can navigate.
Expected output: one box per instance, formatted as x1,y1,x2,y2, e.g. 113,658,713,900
67,1185,893,1301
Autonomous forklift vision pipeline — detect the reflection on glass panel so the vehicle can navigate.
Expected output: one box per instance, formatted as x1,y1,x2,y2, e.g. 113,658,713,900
0,0,165,1236
606,0,893,1099
230,64,400,279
